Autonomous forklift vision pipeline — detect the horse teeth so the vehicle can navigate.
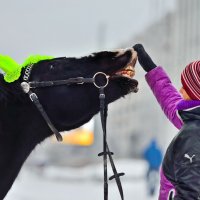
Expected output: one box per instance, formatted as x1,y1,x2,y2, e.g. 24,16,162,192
115,70,134,78
114,65,135,78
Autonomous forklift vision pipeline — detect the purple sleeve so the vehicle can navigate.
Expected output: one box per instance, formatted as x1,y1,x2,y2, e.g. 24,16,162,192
145,67,183,130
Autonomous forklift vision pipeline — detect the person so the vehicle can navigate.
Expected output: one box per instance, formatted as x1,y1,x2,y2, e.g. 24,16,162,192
133,44,200,200
143,138,162,196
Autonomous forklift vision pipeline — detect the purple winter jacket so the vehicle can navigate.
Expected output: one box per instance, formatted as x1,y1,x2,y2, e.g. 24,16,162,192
146,66,200,199
145,66,183,200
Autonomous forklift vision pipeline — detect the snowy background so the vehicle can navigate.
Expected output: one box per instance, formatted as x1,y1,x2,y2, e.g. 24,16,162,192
5,159,158,200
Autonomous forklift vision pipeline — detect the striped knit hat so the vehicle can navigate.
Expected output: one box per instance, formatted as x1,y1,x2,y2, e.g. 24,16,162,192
181,60,200,100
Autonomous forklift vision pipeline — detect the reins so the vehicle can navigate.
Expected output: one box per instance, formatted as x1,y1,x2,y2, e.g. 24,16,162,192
21,64,125,200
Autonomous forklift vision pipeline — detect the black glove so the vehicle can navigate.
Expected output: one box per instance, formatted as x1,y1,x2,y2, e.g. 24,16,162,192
133,44,157,72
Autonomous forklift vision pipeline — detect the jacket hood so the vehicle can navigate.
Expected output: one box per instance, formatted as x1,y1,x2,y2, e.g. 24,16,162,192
177,100,200,122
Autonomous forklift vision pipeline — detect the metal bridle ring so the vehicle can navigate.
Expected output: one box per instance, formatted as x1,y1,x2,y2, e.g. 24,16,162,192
93,72,109,88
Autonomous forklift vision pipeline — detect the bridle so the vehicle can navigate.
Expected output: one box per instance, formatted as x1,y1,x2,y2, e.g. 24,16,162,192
21,64,125,200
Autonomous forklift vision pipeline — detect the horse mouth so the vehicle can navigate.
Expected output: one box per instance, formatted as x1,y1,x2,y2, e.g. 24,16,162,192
111,49,137,79
110,49,138,93
115,60,136,78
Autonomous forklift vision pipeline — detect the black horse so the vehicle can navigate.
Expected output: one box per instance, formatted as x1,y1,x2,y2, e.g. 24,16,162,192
0,48,138,199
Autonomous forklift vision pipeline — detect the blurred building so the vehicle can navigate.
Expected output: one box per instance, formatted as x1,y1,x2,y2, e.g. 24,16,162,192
102,0,200,158
27,0,200,167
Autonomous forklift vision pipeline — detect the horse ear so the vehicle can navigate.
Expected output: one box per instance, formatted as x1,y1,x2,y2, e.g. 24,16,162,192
0,55,21,83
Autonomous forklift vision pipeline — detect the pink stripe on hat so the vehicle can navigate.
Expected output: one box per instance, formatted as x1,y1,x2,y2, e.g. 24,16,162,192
181,61,200,100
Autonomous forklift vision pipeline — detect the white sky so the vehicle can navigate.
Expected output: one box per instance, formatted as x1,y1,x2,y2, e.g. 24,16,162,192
0,0,175,62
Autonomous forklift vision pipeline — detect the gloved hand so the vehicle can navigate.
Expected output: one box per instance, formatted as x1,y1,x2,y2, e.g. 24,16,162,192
133,44,157,72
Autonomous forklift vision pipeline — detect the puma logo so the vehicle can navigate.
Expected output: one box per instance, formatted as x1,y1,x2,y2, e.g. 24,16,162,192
184,153,195,163
168,189,175,200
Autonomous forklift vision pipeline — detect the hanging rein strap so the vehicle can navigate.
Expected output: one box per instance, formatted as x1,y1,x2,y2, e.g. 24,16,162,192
20,65,125,200
98,87,125,200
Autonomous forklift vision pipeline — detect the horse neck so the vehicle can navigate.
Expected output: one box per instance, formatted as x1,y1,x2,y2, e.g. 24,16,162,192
0,103,51,199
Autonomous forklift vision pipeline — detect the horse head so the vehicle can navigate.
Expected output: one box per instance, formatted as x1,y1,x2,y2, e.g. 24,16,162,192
25,48,138,132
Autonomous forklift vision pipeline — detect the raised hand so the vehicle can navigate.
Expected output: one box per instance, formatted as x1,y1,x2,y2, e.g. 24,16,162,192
133,44,157,72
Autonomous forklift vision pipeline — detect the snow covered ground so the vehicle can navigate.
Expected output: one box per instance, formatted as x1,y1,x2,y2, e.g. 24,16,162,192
5,159,159,200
